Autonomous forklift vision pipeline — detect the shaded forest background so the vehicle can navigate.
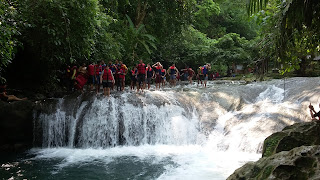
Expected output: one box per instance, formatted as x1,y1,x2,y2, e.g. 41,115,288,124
1,0,319,91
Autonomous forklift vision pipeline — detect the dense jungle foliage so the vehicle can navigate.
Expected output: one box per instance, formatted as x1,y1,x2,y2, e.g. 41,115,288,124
0,0,319,88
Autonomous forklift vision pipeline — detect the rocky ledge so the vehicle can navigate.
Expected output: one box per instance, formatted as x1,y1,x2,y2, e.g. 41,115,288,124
228,121,320,180
0,100,35,152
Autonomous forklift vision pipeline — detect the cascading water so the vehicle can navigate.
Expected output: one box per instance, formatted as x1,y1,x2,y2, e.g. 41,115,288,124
2,77,319,180
35,91,203,148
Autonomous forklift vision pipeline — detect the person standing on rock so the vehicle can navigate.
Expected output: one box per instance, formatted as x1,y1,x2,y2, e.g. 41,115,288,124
100,65,115,97
136,59,146,92
95,61,103,94
87,62,95,91
168,63,178,87
202,63,211,88
146,64,154,90
309,103,320,120
187,67,195,84
152,62,162,90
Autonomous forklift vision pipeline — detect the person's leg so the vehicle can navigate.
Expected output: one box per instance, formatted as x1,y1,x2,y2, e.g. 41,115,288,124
120,79,122,91
103,87,107,96
107,86,111,96
137,75,141,92
7,95,27,101
96,76,101,94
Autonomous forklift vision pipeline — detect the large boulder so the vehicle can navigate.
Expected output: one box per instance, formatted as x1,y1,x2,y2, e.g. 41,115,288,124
262,121,320,157
227,121,320,180
0,100,35,152
227,145,320,180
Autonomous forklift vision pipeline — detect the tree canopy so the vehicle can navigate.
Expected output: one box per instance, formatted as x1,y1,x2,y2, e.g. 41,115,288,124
1,0,318,85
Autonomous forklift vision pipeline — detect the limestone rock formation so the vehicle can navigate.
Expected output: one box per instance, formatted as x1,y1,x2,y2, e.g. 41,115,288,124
228,145,320,180
228,121,320,180
262,121,320,157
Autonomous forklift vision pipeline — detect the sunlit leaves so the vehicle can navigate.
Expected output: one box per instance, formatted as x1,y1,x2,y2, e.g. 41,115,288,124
0,1,21,75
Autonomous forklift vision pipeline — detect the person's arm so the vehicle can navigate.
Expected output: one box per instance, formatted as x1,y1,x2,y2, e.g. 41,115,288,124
71,69,77,79
309,104,317,114
152,63,158,67
111,72,115,84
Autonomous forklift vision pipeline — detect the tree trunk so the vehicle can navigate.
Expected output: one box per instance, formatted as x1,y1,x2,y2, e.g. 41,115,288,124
135,0,148,28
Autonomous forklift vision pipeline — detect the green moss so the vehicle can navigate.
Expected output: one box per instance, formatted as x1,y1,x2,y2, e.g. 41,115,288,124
250,165,262,178
259,165,274,180
263,132,287,157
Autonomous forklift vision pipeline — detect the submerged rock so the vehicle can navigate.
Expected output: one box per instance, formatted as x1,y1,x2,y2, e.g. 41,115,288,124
227,145,320,180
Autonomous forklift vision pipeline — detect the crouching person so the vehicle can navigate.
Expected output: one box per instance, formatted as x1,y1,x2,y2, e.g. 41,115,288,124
100,66,115,97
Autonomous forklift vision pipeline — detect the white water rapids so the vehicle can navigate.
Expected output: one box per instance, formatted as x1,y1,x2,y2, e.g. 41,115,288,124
31,77,320,179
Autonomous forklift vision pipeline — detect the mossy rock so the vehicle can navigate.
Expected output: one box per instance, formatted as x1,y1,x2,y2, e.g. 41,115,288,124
262,132,287,157
227,146,320,180
262,121,320,157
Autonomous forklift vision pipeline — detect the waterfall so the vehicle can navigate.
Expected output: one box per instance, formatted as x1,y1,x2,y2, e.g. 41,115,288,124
34,91,204,148
5,77,316,180
34,78,316,152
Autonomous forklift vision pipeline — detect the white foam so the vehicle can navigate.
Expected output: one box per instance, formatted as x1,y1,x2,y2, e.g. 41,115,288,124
29,145,260,180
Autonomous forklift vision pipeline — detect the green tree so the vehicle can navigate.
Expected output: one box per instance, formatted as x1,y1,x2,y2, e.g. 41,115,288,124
248,0,320,73
0,0,21,80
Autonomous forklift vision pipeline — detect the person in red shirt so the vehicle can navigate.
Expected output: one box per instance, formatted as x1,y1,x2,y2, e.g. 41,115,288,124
136,59,146,92
118,65,127,91
146,64,154,90
187,67,195,84
130,66,138,91
152,62,162,90
100,66,115,97
168,63,179,87
95,61,103,94
87,62,95,91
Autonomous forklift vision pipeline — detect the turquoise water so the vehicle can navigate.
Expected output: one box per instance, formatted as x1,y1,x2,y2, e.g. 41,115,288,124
0,146,260,180
0,150,176,180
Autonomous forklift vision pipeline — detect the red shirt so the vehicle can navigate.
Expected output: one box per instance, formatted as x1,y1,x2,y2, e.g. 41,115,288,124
88,64,95,76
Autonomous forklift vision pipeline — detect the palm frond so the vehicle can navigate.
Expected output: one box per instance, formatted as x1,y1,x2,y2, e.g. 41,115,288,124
140,41,151,54
125,14,135,29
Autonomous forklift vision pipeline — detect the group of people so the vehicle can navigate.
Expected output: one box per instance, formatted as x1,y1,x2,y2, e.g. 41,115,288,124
65,59,216,96
65,60,128,96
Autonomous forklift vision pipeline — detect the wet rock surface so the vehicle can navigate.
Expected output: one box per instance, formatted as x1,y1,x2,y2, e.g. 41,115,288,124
228,121,320,180
0,100,35,152
262,121,320,157
228,145,320,180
